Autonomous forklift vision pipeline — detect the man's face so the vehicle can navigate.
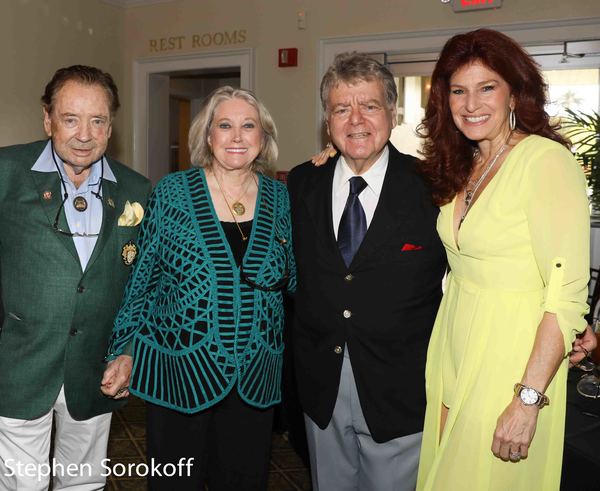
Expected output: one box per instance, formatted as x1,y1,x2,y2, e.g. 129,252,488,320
43,80,112,174
326,79,396,173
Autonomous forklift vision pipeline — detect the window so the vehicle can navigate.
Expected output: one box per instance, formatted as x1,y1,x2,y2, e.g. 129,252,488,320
377,40,600,159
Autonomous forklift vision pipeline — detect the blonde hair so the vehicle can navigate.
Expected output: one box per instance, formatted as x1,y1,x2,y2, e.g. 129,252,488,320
188,86,278,172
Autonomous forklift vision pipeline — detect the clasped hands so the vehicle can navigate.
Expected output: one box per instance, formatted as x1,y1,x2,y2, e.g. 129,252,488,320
100,355,133,399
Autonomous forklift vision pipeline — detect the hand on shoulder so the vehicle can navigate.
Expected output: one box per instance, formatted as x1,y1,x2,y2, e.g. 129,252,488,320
311,142,338,167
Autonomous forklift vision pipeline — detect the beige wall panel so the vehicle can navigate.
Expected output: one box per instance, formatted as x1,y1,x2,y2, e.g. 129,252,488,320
121,0,600,170
6,1,597,171
0,0,124,159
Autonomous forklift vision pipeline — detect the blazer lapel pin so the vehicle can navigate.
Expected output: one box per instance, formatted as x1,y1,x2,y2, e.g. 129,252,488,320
118,201,144,266
121,240,138,266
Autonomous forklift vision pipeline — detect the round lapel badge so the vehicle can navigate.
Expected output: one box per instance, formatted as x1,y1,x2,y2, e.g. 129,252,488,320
42,190,53,201
73,196,88,212
121,240,138,266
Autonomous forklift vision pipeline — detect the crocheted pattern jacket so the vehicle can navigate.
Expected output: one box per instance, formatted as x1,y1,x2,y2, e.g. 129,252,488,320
107,168,296,412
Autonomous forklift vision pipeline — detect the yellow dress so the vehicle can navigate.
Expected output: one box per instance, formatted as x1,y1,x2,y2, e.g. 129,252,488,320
417,135,590,491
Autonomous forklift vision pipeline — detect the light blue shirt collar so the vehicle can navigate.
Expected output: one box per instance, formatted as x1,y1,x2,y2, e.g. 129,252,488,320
31,140,117,184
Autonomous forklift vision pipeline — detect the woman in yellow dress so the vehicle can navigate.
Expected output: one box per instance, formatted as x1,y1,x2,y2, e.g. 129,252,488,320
415,28,590,490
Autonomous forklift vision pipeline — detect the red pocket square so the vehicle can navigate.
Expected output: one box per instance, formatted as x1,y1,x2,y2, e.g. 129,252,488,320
401,243,424,251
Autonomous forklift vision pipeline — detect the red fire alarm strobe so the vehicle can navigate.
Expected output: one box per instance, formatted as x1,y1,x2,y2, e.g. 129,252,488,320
278,48,298,67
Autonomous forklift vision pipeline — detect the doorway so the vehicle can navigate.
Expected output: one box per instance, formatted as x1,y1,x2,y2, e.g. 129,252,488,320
148,67,241,183
132,48,253,183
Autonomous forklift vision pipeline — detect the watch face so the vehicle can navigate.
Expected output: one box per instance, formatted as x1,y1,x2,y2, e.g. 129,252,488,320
520,387,539,405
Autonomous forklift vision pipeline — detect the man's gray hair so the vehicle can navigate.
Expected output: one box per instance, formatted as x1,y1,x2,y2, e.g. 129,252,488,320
320,52,397,113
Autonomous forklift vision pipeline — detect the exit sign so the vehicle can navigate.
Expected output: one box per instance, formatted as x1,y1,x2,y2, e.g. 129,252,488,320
453,0,502,12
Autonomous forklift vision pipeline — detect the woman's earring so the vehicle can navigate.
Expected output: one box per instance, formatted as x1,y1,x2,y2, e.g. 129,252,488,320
509,108,516,131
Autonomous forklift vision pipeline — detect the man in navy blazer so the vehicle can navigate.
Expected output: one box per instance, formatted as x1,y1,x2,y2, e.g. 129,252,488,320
287,52,447,490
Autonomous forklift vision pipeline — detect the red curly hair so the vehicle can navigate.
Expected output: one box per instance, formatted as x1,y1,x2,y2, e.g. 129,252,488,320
418,28,569,206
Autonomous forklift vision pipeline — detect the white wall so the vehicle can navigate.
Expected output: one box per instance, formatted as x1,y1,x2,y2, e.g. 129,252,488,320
0,1,125,157
2,1,600,170
121,0,600,170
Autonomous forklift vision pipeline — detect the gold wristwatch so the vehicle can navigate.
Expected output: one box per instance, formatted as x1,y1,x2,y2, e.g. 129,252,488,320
514,383,549,408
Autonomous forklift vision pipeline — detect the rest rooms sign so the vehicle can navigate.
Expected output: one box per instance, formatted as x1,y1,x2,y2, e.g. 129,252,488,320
453,0,502,12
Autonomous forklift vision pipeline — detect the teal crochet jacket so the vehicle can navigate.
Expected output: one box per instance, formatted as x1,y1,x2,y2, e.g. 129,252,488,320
106,168,296,412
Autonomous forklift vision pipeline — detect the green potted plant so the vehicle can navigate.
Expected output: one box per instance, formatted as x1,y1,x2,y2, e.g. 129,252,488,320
561,108,600,213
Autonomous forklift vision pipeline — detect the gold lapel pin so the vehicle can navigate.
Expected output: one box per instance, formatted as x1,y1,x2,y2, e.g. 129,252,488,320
42,190,52,201
121,240,138,266
107,197,115,208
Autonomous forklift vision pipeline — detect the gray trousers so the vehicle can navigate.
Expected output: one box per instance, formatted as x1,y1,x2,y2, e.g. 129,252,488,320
304,350,422,491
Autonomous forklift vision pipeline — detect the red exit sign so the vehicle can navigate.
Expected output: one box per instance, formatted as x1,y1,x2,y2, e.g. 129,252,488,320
452,0,502,12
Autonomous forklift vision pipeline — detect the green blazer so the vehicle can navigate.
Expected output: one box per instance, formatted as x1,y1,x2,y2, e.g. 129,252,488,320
0,140,151,420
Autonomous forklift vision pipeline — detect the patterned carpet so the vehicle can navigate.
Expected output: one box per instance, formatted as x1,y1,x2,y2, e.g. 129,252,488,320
103,389,598,491
105,396,311,490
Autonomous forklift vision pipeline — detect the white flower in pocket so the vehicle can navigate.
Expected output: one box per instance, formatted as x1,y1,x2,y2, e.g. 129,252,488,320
118,201,144,226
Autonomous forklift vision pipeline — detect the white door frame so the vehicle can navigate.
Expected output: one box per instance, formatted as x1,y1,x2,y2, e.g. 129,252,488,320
132,48,254,176
316,16,600,148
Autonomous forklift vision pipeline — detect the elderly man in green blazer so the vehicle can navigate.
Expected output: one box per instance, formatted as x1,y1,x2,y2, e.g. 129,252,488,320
0,65,151,490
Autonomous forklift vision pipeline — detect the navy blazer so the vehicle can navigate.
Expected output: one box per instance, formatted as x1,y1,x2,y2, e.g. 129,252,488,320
288,143,447,442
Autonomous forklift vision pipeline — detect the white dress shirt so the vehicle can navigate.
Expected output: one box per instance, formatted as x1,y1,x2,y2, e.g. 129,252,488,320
332,146,389,240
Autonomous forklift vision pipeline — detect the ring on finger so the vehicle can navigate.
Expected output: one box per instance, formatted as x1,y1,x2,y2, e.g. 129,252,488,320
116,387,128,395
509,451,521,461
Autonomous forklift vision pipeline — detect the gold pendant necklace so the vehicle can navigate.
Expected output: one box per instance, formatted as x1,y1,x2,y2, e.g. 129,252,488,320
460,132,512,227
215,172,253,216
214,171,257,241
231,201,246,216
